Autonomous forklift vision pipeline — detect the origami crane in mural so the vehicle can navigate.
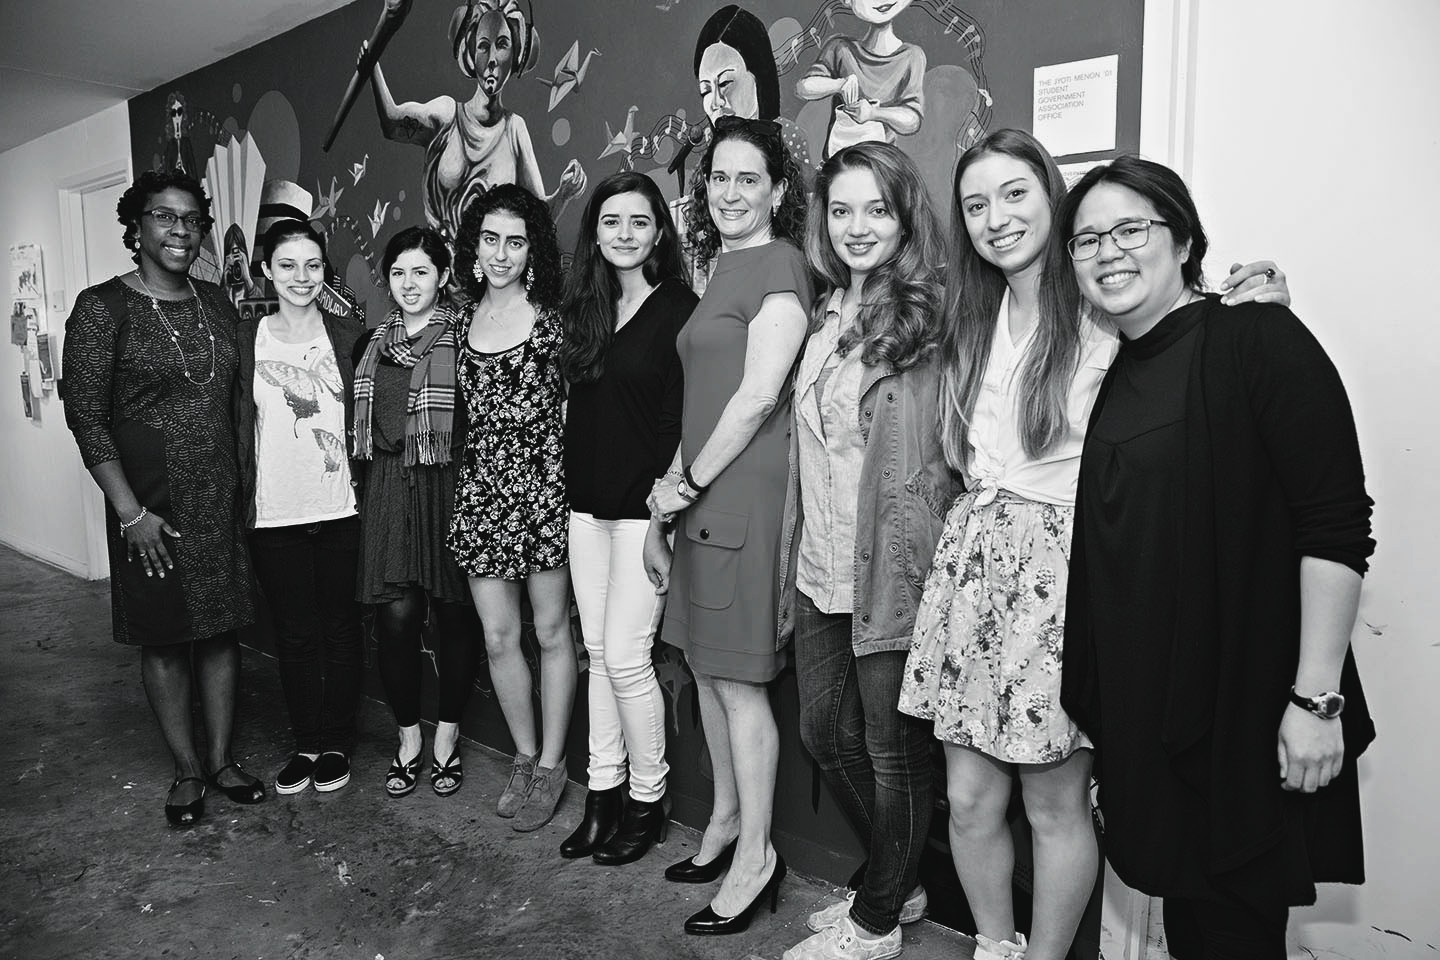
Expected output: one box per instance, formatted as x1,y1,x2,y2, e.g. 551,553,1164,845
535,40,601,112
598,104,640,163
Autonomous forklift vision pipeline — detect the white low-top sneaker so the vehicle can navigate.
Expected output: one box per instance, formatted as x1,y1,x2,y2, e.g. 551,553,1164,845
807,887,929,933
783,916,903,960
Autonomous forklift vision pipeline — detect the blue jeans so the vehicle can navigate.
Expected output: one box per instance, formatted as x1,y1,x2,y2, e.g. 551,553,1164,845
249,516,364,755
794,591,933,935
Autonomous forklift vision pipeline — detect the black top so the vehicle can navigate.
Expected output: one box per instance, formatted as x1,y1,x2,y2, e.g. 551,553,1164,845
1063,295,1376,910
1080,301,1207,895
564,278,697,520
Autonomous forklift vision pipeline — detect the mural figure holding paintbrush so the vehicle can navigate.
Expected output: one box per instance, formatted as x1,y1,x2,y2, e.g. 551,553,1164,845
360,0,587,239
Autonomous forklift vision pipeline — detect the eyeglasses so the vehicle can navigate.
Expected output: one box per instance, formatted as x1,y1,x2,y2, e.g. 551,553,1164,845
712,114,782,145
142,209,214,232
1066,218,1171,261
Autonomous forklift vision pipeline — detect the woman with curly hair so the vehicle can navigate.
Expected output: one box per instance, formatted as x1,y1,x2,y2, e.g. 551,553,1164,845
449,183,576,831
778,141,962,960
63,169,262,826
644,116,811,935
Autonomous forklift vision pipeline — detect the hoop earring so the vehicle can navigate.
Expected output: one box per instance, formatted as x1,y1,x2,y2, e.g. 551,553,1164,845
525,264,535,294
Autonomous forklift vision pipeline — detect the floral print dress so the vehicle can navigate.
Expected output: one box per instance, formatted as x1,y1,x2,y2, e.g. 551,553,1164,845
447,307,567,580
897,491,1092,763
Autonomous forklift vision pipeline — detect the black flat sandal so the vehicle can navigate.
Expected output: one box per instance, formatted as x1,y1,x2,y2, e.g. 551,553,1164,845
207,761,266,804
165,776,207,827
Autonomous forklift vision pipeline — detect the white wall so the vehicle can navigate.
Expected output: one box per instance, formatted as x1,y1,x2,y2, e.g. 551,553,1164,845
1188,0,1440,952
0,104,131,575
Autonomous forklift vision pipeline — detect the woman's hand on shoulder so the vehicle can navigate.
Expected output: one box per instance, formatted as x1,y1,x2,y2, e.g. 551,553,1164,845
1220,261,1290,306
1277,703,1344,793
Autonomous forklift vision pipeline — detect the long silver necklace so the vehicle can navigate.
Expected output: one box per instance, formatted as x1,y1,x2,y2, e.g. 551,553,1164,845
136,272,217,385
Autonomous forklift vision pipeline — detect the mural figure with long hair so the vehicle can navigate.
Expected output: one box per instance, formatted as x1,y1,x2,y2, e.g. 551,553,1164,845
361,0,587,239
667,5,813,190
794,0,926,157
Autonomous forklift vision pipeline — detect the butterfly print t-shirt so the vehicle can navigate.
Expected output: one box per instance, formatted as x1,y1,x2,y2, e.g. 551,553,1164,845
252,317,357,527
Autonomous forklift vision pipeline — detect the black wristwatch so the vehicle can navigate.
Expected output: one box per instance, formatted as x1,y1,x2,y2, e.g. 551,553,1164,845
1289,687,1345,720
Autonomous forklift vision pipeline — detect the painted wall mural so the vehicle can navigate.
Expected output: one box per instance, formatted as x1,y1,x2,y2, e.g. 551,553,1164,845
126,1,1142,928
130,0,1142,326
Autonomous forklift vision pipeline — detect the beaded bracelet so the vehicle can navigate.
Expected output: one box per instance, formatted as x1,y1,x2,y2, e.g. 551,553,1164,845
119,506,149,533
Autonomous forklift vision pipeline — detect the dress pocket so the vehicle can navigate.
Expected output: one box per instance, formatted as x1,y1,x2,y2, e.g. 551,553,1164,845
683,505,749,610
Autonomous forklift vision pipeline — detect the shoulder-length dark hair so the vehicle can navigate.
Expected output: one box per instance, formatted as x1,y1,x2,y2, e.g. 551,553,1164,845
453,183,563,309
1057,155,1209,291
694,4,780,120
803,142,945,370
560,172,684,383
116,169,211,264
382,224,454,276
938,128,1083,470
683,120,807,272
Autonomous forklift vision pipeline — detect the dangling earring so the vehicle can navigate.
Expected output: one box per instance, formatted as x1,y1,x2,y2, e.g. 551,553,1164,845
525,264,535,294
473,257,485,284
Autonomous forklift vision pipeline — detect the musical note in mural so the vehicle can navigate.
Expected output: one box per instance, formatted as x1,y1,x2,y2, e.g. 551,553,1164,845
771,0,848,75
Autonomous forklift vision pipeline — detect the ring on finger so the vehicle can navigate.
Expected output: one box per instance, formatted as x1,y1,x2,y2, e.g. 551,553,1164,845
1264,267,1276,280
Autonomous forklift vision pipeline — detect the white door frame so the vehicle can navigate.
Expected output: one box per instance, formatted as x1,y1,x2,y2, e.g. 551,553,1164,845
56,159,132,581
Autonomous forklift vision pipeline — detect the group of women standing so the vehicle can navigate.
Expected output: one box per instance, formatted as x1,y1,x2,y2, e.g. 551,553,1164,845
65,108,1374,960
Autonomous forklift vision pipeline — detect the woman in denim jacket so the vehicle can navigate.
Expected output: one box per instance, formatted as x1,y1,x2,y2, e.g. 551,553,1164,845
777,142,961,960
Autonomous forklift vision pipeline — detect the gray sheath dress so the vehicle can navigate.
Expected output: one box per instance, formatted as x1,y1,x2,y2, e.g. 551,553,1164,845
663,240,813,682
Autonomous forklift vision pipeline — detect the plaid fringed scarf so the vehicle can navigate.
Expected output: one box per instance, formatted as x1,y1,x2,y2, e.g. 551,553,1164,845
352,306,462,466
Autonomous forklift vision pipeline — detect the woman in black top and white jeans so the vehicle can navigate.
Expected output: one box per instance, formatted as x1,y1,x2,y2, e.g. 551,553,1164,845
558,172,697,864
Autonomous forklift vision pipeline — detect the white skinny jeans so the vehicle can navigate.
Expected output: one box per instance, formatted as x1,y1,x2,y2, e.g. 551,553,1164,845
568,512,670,801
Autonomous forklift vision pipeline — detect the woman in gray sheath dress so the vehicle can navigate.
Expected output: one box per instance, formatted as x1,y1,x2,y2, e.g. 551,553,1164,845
646,115,812,935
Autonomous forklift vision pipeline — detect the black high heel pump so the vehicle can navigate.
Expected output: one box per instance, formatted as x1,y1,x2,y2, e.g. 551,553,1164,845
683,853,786,935
664,836,737,883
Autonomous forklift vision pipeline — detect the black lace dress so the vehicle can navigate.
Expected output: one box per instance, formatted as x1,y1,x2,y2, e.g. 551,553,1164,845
63,278,254,644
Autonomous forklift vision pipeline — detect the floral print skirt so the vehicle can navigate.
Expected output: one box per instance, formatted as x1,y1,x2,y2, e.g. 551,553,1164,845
897,490,1092,764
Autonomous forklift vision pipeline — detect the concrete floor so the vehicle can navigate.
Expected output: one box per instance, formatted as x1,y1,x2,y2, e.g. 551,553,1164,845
0,545,973,960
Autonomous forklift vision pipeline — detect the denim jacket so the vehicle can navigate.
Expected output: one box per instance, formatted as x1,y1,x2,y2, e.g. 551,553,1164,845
778,350,962,655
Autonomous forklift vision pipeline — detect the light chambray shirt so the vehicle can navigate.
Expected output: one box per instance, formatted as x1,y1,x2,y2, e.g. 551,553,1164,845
794,289,867,613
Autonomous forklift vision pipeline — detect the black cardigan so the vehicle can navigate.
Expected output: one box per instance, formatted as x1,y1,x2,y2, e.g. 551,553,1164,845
1062,296,1376,910
233,310,365,529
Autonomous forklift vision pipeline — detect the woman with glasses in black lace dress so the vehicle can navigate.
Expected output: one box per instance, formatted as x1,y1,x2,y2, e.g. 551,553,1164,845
64,169,263,828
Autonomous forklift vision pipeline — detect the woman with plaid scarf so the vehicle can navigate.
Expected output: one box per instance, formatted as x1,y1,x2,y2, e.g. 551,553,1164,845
352,226,478,799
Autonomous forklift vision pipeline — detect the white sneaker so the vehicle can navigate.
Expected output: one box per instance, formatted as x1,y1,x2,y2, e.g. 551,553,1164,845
973,932,1028,960
783,916,903,960
807,887,929,932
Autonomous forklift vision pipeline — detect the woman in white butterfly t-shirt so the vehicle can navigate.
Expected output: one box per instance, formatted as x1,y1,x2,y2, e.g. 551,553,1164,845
235,219,366,798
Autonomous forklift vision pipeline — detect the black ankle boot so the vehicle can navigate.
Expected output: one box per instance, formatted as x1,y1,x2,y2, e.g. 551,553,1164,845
559,785,624,859
592,794,670,865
